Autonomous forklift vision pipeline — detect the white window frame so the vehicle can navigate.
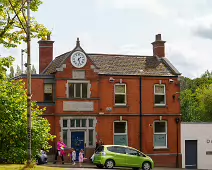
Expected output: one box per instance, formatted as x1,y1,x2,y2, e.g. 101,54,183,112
61,117,96,148
113,120,128,146
66,80,90,99
154,84,166,106
153,120,168,149
114,84,127,105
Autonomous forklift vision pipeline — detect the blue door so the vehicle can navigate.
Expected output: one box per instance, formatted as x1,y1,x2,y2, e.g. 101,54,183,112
71,131,85,161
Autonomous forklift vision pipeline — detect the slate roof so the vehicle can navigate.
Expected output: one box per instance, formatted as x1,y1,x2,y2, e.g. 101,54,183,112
42,52,181,76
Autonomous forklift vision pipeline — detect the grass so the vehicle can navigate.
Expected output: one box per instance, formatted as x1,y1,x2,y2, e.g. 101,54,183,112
0,164,65,170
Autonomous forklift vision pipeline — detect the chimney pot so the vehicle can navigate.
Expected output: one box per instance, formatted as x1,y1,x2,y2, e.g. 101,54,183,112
151,34,166,58
156,34,161,41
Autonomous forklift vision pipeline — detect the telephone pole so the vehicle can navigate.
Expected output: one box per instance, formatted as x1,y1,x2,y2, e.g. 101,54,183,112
26,0,32,165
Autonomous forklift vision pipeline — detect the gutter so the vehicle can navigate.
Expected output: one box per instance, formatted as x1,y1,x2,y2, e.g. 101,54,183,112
140,76,142,151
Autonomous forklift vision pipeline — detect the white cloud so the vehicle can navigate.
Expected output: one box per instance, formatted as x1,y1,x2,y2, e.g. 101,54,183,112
117,44,152,56
95,0,169,16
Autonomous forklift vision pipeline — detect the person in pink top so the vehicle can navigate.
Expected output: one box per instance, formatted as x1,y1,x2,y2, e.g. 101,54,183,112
78,149,84,167
53,137,67,164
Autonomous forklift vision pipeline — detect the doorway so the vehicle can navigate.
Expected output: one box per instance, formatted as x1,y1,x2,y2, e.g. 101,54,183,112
185,140,197,169
71,131,85,161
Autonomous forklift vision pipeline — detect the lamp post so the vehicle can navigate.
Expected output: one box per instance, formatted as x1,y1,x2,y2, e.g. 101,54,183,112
26,0,32,165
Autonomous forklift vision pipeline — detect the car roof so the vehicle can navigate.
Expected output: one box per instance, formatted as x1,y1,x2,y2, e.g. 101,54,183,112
103,145,140,151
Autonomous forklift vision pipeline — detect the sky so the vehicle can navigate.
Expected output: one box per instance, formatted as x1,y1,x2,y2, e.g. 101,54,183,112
1,0,212,78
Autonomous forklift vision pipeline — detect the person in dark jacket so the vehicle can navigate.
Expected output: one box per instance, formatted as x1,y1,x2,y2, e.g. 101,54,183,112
95,139,104,152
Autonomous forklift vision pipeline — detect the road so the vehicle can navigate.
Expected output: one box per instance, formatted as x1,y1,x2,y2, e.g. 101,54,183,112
68,168,188,170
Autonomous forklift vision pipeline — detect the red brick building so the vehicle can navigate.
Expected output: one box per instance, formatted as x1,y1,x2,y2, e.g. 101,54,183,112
16,34,182,167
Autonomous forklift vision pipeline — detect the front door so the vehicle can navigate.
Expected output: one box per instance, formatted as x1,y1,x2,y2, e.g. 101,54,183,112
71,131,85,161
185,140,197,169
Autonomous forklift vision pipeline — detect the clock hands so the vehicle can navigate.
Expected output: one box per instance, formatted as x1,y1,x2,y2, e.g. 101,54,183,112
78,56,82,65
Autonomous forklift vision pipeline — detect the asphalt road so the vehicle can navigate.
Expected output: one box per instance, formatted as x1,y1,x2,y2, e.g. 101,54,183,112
67,168,189,170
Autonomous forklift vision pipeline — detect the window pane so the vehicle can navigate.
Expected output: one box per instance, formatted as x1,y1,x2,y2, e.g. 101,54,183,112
82,119,86,127
114,135,128,146
75,84,81,98
69,84,74,98
63,130,67,145
44,93,53,101
154,122,166,133
113,146,126,154
154,134,166,147
70,119,75,127
115,85,125,93
155,85,165,94
155,95,165,104
115,94,126,104
107,146,116,153
63,120,67,127
89,129,93,146
125,148,139,156
44,84,52,93
76,119,80,127
89,119,93,127
114,122,126,133
82,83,88,98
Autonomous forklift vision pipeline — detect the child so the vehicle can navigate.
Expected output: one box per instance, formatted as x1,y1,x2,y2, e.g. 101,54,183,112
79,149,84,167
71,148,76,165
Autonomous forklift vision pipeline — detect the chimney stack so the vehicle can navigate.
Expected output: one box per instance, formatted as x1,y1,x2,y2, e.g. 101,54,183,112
151,34,166,57
38,34,54,74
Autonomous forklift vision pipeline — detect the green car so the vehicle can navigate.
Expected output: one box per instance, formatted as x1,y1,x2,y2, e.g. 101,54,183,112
93,145,154,170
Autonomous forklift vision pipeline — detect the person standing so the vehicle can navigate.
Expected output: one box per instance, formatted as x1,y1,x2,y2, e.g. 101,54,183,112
53,137,67,164
71,148,76,165
78,149,84,167
95,139,104,151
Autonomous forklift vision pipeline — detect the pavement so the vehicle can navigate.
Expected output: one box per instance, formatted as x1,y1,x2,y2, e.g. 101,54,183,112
42,162,189,170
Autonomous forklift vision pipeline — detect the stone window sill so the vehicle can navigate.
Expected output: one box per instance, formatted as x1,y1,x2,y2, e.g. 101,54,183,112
154,104,167,108
114,104,129,108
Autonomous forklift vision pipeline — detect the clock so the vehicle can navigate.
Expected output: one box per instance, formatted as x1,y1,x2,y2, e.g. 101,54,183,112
70,51,87,68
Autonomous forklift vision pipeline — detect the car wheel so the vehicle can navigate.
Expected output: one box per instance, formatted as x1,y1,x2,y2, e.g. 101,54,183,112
96,164,104,169
105,159,115,169
142,162,151,170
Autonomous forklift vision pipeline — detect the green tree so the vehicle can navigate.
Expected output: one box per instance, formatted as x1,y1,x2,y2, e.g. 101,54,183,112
0,0,51,48
15,65,22,76
24,64,36,74
0,58,55,163
180,70,212,122
0,56,14,79
9,66,14,78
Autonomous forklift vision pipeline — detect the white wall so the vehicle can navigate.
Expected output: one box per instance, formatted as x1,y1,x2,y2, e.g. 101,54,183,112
181,123,212,169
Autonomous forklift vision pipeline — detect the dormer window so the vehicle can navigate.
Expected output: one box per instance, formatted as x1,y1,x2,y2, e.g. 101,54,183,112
114,84,127,105
154,84,166,106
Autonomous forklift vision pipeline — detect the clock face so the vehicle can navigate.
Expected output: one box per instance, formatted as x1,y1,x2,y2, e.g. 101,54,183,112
70,51,87,68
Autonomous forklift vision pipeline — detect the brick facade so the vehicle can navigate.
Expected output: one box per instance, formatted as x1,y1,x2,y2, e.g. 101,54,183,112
16,34,182,167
